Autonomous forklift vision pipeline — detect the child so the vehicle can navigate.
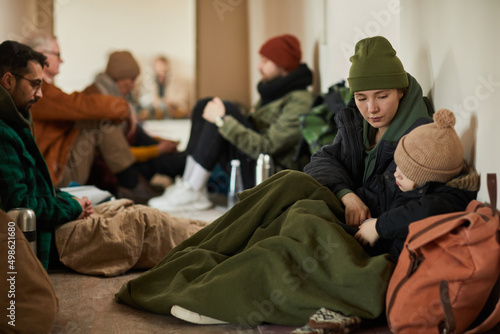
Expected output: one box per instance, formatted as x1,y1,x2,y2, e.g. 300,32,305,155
355,108,478,257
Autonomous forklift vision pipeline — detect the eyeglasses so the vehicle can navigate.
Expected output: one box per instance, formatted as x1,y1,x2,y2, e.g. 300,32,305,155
42,50,62,59
11,73,42,91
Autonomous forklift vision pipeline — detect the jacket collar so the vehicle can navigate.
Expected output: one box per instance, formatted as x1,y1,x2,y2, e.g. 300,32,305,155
0,85,32,127
256,63,313,107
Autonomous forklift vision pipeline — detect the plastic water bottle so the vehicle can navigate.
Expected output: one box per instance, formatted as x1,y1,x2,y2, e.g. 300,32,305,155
255,153,274,185
227,159,243,209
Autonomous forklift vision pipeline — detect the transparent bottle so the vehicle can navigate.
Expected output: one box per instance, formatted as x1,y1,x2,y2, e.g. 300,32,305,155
255,153,274,185
227,159,243,209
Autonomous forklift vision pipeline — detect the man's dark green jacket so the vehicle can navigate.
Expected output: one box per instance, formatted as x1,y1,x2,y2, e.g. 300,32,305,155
0,86,81,268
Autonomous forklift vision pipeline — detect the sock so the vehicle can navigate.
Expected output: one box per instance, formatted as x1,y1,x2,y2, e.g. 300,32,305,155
182,155,196,180
115,166,138,189
185,159,211,191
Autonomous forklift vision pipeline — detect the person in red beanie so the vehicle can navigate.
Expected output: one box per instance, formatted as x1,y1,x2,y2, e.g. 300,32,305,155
258,34,302,73
148,34,314,212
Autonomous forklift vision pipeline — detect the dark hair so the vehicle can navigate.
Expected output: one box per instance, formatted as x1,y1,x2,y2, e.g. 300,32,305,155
0,40,47,77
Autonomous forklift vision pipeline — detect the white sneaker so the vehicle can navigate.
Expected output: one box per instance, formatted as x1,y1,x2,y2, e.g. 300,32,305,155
147,178,213,212
171,305,228,325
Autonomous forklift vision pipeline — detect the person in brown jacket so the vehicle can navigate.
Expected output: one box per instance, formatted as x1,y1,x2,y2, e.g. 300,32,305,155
24,31,159,204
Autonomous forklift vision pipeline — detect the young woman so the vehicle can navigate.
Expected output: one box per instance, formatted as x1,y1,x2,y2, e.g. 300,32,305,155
115,36,477,327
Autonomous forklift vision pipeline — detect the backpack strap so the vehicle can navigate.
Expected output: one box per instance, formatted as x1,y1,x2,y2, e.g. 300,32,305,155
465,173,500,334
439,280,457,334
465,279,500,334
488,173,497,215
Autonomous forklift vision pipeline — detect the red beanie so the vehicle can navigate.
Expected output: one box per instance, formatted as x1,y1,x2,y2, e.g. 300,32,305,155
259,34,301,72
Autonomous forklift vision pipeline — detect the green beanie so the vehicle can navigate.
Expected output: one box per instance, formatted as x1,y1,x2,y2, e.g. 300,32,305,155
347,36,408,93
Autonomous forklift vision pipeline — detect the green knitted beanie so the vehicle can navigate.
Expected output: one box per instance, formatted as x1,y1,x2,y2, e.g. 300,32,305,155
347,36,408,93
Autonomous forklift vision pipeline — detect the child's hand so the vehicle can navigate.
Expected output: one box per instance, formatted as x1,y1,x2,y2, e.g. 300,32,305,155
355,218,379,247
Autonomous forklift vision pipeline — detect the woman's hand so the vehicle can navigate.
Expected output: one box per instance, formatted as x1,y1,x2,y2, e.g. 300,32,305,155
75,196,94,220
355,218,379,247
341,193,372,226
202,97,225,123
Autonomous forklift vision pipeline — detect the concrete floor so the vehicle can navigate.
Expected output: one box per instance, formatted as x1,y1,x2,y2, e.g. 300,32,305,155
49,269,394,334
49,270,281,334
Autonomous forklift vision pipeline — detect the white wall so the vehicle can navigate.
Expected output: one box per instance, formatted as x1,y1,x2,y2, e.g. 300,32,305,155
0,0,38,42
400,0,500,201
325,0,400,88
53,0,196,108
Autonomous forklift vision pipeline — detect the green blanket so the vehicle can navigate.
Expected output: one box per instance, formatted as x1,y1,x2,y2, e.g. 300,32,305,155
116,171,394,326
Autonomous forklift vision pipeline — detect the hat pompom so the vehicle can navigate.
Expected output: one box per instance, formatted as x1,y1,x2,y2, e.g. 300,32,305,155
394,108,463,186
433,108,456,128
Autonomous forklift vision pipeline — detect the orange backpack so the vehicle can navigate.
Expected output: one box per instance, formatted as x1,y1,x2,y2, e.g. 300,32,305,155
386,174,500,334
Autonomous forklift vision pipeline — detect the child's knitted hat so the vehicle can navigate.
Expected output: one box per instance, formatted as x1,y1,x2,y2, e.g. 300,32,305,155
259,34,302,72
394,109,464,186
348,36,408,93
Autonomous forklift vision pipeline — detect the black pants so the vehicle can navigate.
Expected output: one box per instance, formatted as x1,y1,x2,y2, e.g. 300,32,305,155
136,98,257,189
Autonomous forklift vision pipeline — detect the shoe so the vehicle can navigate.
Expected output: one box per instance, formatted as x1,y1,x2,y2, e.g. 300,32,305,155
292,325,325,334
170,305,228,325
147,177,213,212
116,175,163,205
307,308,361,331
